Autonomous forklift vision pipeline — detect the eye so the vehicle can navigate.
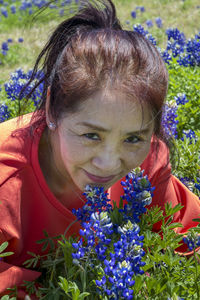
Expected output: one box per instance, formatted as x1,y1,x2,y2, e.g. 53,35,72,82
83,133,100,141
124,135,142,144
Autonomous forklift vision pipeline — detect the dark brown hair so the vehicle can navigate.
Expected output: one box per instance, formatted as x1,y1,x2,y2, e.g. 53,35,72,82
23,0,168,138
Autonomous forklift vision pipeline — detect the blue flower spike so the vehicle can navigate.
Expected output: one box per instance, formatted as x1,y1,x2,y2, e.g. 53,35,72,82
71,167,153,299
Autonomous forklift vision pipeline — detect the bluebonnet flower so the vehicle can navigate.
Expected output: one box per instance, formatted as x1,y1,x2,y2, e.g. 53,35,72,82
2,50,7,56
133,24,148,36
178,34,200,66
136,6,145,12
49,3,57,9
71,238,86,260
23,0,32,10
1,42,9,51
96,221,145,299
7,38,13,43
155,17,162,28
72,187,113,261
10,4,16,14
140,6,145,12
165,28,185,57
72,211,113,261
0,103,10,123
1,6,8,17
175,93,189,105
1,41,9,57
166,28,186,45
181,129,196,143
4,68,44,106
161,49,172,64
59,8,64,16
146,19,153,28
164,28,200,67
72,169,154,299
161,103,179,138
180,177,195,192
183,233,200,251
72,185,112,222
133,24,157,45
131,11,136,18
18,37,24,43
120,168,154,224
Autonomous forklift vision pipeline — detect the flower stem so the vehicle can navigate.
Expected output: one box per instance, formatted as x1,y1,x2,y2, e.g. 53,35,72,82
63,219,78,237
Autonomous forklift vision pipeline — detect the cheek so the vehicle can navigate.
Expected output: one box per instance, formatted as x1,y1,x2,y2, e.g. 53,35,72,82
59,137,92,167
125,142,151,169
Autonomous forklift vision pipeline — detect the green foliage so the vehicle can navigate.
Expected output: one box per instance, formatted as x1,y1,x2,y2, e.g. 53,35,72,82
170,131,200,197
18,204,200,299
59,277,90,300
0,0,69,32
0,44,22,66
167,62,200,137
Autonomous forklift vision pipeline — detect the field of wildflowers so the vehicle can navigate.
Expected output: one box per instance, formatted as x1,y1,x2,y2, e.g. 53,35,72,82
0,0,200,299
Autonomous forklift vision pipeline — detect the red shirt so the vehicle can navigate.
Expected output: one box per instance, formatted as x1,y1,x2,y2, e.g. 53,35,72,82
0,114,200,296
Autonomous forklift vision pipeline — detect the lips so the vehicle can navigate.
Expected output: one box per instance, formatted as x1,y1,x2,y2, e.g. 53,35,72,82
83,170,116,183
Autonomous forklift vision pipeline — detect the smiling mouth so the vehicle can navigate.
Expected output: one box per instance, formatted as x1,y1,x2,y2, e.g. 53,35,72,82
83,170,116,183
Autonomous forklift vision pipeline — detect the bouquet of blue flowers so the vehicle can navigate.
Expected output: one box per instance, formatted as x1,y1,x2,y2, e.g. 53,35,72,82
17,167,200,300
69,167,153,299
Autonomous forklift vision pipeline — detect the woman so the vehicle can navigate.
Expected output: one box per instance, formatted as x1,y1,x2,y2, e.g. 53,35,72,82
0,0,199,297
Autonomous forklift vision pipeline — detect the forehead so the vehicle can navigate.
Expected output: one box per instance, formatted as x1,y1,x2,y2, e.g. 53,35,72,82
60,91,153,131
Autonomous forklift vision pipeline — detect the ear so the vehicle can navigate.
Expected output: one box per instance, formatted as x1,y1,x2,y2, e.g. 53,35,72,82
46,86,56,130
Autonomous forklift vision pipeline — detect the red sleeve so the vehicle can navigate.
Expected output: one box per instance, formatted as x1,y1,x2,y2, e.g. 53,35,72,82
0,177,41,297
0,260,40,298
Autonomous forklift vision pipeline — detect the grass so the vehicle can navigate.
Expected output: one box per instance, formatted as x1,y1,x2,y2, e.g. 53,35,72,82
0,0,200,82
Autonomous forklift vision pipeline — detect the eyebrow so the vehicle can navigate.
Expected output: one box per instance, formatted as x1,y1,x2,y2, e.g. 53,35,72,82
77,121,151,136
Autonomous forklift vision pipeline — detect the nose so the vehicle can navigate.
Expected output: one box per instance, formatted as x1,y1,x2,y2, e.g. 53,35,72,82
91,146,121,174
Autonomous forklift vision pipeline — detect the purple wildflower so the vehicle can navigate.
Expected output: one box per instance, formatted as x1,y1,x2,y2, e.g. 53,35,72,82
131,11,136,18
155,17,163,28
146,20,153,28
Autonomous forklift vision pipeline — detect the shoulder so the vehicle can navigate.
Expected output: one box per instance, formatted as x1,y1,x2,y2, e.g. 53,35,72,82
0,113,44,186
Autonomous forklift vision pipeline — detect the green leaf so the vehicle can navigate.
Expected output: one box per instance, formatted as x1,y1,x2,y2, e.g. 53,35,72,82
0,241,9,253
192,218,200,223
77,292,90,300
0,242,14,258
167,223,184,230
0,251,14,257
58,239,73,268
164,215,174,226
58,276,69,293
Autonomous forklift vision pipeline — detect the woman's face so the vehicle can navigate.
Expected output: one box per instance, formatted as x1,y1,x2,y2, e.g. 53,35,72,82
48,91,154,193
